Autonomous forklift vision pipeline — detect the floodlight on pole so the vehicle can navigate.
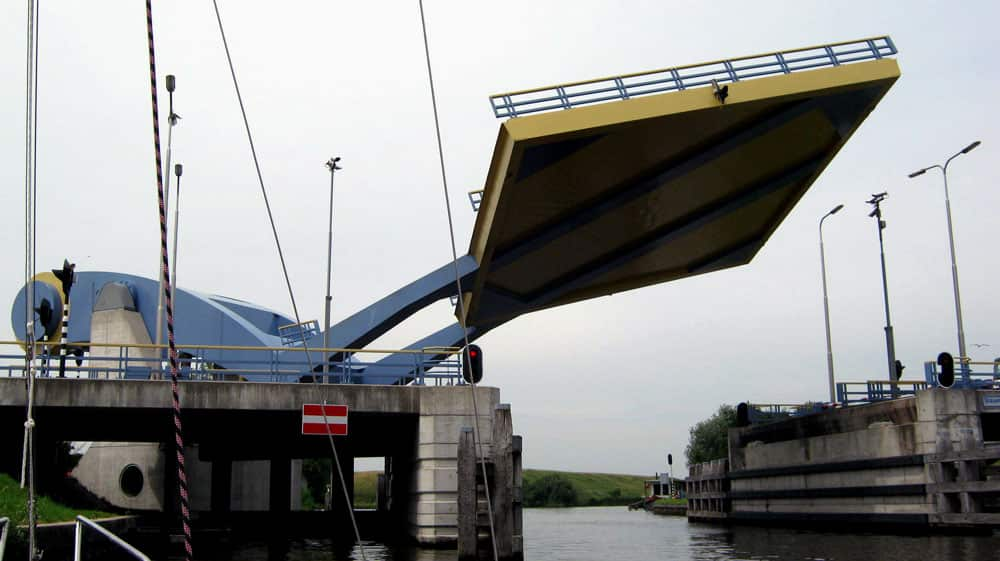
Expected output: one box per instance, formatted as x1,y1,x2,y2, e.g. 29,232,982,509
866,192,898,384
322,157,342,384
907,140,981,367
155,75,181,373
170,163,183,293
819,203,844,402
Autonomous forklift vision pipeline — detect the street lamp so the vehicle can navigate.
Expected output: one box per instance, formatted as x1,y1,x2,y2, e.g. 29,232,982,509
170,163,183,292
908,140,981,367
819,203,844,402
866,192,898,383
155,75,181,372
322,157,342,384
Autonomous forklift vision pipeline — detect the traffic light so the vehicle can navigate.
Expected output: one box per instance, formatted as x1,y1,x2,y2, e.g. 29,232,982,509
52,259,76,296
667,454,673,466
936,352,954,388
894,360,905,381
34,298,57,340
736,402,750,427
462,344,483,384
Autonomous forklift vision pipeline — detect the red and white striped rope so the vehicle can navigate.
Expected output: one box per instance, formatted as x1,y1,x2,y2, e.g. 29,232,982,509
145,2,192,559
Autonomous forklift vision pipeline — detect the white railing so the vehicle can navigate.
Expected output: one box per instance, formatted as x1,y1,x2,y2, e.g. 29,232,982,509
0,517,9,561
74,516,151,561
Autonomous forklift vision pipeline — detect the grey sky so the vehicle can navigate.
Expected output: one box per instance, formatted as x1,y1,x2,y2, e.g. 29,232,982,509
2,1,998,476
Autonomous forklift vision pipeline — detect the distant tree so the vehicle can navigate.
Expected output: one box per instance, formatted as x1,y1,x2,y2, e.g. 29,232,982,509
685,404,737,465
523,474,579,507
301,458,331,510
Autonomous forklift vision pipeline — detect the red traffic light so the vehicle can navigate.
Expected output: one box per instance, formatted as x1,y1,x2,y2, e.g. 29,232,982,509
463,344,483,384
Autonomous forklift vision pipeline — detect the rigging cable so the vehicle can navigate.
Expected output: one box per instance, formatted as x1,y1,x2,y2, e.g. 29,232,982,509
21,1,41,559
143,2,193,559
209,2,367,558
416,2,499,560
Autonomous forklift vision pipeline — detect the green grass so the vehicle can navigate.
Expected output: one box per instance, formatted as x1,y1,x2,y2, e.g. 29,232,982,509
523,469,646,507
352,469,647,509
0,473,112,525
353,471,378,509
652,497,686,506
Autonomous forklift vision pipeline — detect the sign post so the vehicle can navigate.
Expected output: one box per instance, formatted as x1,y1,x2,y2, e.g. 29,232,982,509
302,404,348,436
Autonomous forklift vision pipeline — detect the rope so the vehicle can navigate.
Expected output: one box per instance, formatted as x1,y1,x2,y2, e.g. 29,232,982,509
144,3,193,559
22,1,41,558
210,3,366,557
416,3,499,560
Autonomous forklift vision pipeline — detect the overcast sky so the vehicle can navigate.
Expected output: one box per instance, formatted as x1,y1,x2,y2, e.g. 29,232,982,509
2,1,998,476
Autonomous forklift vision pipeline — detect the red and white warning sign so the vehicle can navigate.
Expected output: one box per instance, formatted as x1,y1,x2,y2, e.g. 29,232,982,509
301,403,348,436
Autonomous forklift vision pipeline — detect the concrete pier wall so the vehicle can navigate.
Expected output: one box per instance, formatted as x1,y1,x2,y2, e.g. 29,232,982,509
688,388,1000,529
0,378,505,546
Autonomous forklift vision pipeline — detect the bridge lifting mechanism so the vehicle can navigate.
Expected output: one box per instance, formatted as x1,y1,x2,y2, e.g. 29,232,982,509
11,37,901,384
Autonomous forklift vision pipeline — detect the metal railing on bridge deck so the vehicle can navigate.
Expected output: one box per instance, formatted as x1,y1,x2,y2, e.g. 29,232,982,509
489,36,897,118
836,380,929,405
745,402,828,425
0,340,466,386
924,359,1000,390
836,358,1000,405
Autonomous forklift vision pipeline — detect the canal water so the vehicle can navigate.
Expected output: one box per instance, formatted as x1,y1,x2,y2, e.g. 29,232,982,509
207,507,1000,561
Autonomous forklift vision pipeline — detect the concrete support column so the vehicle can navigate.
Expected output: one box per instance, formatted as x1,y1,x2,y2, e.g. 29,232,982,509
211,459,232,513
269,457,291,514
492,404,513,560
331,444,355,524
409,386,498,546
512,434,523,560
457,427,476,560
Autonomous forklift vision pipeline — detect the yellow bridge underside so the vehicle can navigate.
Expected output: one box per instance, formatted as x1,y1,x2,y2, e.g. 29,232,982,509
464,59,900,327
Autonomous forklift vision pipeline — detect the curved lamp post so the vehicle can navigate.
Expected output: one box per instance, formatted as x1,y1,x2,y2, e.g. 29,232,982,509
908,140,981,367
819,204,844,402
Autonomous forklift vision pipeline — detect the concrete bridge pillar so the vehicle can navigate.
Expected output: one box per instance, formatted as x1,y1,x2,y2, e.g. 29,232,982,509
409,386,499,546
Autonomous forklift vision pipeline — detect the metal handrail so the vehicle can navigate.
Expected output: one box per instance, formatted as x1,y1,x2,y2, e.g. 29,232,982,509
489,36,896,118
836,380,928,405
923,360,999,389
0,340,468,385
1,339,460,356
74,516,151,561
0,517,9,561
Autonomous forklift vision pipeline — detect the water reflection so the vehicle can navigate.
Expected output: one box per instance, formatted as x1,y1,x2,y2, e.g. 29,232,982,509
201,507,998,560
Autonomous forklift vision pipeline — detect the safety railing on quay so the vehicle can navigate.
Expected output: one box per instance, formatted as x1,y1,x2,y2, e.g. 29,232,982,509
489,36,897,118
0,340,466,386
74,515,151,561
836,380,929,405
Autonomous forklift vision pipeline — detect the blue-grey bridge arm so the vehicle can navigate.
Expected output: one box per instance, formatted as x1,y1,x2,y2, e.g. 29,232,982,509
282,255,479,363
362,321,498,381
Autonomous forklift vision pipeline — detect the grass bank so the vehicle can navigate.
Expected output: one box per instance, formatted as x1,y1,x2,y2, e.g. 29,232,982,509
352,469,647,508
0,473,111,525
522,469,646,507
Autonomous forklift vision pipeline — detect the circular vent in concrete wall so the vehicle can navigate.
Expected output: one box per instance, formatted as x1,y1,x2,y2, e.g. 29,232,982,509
119,464,144,497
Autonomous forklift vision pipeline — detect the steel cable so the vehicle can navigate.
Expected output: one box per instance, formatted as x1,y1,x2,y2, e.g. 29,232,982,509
416,2,500,560
209,2,366,557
